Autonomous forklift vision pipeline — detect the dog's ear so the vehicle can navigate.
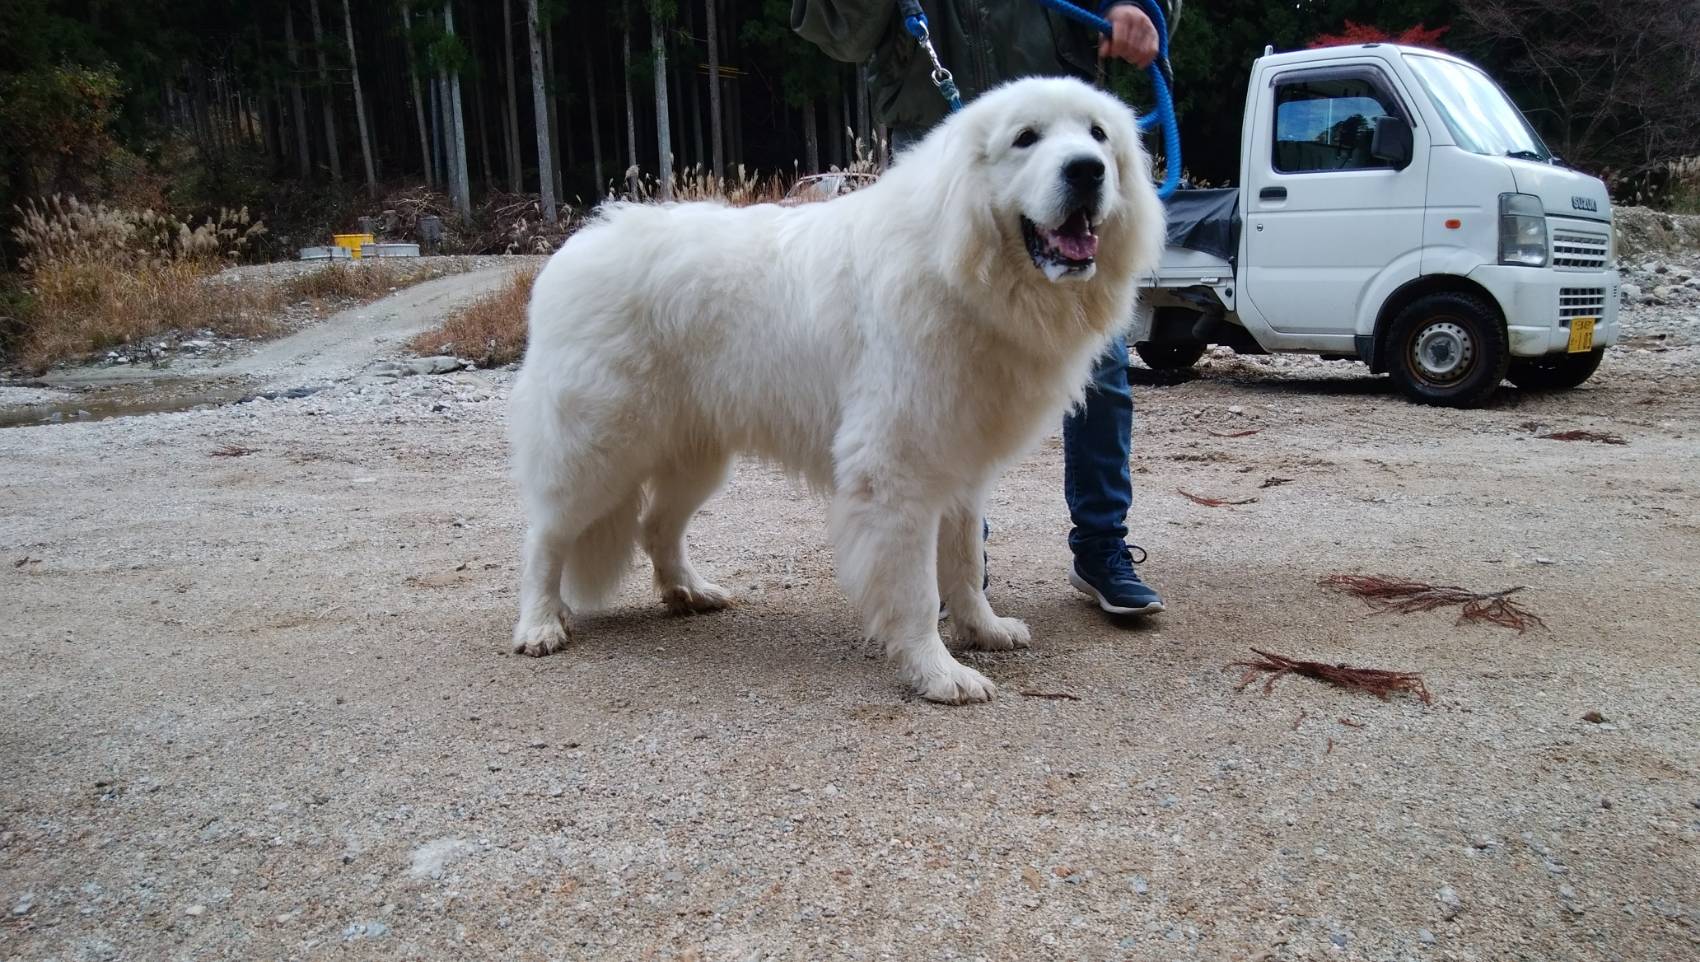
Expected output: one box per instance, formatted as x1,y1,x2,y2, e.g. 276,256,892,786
928,111,999,285
1104,101,1166,280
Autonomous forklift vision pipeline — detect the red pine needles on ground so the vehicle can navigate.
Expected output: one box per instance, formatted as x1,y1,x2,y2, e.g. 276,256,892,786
1232,648,1434,704
1321,573,1547,632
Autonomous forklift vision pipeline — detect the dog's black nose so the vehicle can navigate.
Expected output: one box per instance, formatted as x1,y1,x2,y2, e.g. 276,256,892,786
1062,156,1105,213
1063,157,1105,188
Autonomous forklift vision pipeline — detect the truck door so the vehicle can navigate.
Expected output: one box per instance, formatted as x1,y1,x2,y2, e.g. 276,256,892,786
1244,65,1426,337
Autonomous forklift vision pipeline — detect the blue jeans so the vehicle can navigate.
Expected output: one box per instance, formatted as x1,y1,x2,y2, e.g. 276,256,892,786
1064,337,1134,558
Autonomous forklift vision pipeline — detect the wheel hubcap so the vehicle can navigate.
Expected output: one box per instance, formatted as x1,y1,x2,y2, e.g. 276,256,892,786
1412,321,1474,383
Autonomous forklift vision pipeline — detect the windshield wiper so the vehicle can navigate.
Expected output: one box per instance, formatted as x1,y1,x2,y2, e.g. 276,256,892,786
1505,149,1547,162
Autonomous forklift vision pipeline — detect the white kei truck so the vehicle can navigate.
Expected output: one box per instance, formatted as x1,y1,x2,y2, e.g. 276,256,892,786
1135,43,1621,407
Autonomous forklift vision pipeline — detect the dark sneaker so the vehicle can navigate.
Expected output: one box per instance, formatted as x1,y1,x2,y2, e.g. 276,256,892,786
1070,543,1165,616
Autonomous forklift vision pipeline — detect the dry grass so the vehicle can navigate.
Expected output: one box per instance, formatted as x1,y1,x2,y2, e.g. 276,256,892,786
406,267,537,367
6,195,488,371
612,135,889,207
19,259,280,367
10,196,274,369
277,261,460,304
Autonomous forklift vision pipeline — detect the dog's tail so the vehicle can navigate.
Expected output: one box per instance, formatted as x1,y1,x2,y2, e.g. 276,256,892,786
560,488,646,608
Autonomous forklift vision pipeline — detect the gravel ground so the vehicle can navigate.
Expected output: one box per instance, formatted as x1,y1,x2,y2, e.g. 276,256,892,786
2,275,1698,961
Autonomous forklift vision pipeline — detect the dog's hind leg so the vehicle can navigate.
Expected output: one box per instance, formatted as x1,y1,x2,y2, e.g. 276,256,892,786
641,453,734,614
832,480,996,704
937,499,1031,652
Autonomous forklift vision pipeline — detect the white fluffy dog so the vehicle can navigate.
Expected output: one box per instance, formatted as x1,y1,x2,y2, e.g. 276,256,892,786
508,77,1164,703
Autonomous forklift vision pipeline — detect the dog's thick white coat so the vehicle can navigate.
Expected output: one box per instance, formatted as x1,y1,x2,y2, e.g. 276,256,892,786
509,78,1164,702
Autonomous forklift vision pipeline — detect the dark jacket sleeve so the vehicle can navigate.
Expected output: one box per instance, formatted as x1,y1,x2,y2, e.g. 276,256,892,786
790,0,897,63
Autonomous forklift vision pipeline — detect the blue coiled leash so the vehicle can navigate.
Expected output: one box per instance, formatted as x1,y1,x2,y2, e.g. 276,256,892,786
898,0,1181,198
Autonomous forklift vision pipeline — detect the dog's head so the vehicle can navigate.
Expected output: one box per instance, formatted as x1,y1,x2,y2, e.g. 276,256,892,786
898,77,1164,294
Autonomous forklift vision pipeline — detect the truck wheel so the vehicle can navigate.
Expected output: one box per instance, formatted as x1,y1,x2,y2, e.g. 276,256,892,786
1507,349,1604,391
1386,292,1509,408
1134,340,1207,371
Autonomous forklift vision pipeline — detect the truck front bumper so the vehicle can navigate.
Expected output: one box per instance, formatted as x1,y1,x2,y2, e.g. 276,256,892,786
1468,265,1621,357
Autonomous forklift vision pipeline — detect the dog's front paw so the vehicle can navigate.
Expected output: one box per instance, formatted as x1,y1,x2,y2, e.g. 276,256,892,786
913,660,998,705
955,616,1032,652
512,614,572,657
662,582,734,615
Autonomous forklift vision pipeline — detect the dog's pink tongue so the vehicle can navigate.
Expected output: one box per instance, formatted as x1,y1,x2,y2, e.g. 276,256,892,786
1046,227,1098,261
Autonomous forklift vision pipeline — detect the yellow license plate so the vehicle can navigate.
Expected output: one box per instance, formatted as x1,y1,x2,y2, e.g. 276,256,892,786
1567,317,1596,353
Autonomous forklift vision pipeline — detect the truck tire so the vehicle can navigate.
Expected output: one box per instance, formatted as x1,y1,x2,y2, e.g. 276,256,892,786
1134,340,1207,371
1506,349,1604,391
1385,292,1509,408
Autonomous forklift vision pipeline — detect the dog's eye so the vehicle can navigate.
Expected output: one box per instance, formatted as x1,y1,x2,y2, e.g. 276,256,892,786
1012,129,1040,149
1089,124,1107,143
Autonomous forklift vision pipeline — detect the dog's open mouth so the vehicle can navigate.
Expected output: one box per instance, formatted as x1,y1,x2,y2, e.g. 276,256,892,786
1022,210,1099,278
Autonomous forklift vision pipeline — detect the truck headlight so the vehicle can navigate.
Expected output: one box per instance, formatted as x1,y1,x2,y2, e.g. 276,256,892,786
1498,192,1548,267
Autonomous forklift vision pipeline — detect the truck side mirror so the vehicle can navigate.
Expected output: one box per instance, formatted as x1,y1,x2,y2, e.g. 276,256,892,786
1371,116,1413,167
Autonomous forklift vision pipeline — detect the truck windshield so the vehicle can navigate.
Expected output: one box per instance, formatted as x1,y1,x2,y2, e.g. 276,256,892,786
1405,54,1552,161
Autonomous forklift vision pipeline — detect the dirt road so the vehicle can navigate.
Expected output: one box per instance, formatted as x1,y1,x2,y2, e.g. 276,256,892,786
38,262,534,393
2,284,1698,960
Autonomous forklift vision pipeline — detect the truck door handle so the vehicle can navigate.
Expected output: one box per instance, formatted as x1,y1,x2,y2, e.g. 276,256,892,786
1259,186,1287,201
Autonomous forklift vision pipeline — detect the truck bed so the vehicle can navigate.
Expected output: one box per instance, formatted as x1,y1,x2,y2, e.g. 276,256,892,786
1142,187,1238,287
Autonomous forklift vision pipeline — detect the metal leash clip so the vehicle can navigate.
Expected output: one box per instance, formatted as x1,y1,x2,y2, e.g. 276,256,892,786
898,1,964,112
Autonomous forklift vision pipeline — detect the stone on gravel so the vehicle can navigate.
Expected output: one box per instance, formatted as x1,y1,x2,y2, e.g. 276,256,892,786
1438,885,1463,919
1418,928,1437,945
344,920,390,939
408,356,469,376
408,838,475,879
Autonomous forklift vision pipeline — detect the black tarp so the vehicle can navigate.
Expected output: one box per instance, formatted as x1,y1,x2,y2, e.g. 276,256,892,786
1163,187,1240,262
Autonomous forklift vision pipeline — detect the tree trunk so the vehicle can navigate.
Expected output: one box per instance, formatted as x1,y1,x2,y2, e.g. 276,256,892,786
307,0,342,181
525,0,558,223
723,5,742,170
802,99,819,174
467,4,493,193
263,81,281,167
502,0,523,192
284,8,313,178
475,72,494,193
433,73,447,189
668,28,684,171
543,18,564,201
833,86,847,168
704,0,724,179
856,60,870,158
341,0,378,197
651,8,673,200
681,0,702,173
401,1,434,187
623,13,640,194
444,3,472,217
585,42,604,196
563,76,576,171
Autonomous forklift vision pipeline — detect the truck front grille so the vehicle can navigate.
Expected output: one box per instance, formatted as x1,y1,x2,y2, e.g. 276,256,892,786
1552,231,1609,270
1559,287,1606,318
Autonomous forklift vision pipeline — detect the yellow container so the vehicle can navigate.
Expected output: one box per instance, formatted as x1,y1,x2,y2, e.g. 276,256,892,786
332,232,375,260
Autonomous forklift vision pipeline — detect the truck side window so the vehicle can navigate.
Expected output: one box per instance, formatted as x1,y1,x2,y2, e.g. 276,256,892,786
1273,74,1401,174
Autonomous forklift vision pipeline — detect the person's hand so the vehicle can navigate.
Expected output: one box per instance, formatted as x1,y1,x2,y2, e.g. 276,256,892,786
1099,4,1159,69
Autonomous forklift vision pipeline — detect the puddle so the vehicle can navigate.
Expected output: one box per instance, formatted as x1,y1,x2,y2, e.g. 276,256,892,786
0,383,324,429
